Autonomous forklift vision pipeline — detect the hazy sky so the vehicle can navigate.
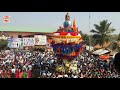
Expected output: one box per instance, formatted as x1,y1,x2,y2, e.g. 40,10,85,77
0,12,120,34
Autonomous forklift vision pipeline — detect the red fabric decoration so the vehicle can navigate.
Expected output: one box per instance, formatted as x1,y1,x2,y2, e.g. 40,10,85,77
60,32,68,35
70,32,78,36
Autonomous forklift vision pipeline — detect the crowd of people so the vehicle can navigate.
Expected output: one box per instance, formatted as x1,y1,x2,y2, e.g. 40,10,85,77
76,51,118,78
0,49,118,78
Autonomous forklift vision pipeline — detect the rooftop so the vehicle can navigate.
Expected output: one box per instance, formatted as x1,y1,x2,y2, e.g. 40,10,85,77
0,26,56,33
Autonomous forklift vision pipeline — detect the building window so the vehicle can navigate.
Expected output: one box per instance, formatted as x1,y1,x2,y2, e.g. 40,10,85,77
18,35,22,38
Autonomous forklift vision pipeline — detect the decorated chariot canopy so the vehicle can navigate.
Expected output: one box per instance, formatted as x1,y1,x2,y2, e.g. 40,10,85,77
52,13,84,60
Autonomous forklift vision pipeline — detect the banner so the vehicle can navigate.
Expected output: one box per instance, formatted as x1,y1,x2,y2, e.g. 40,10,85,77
34,35,47,45
23,38,35,46
8,38,23,49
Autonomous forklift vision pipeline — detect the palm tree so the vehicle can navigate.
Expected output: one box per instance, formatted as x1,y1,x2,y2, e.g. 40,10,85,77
90,20,115,48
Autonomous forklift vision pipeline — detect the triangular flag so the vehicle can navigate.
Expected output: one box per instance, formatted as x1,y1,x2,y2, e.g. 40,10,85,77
73,19,78,32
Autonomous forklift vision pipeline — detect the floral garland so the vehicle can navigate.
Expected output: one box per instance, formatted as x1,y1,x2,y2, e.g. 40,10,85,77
52,43,84,60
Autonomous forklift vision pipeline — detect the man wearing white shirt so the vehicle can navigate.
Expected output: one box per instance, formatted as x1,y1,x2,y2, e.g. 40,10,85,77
73,75,78,78
11,68,16,74
47,72,52,77
28,64,32,70
57,75,63,78
64,74,68,78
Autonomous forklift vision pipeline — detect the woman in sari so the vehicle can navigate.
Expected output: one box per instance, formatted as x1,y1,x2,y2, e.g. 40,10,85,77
19,69,23,78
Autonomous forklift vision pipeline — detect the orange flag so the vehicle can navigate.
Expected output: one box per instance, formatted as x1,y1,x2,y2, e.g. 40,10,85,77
73,19,78,32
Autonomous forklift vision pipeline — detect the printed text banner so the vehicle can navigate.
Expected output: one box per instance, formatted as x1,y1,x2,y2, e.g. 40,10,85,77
23,38,35,46
8,38,23,49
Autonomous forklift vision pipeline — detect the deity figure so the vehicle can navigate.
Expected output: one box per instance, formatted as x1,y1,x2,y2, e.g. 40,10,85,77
65,13,70,21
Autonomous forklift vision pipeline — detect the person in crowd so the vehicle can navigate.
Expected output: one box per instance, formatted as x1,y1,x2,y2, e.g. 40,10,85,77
16,68,19,78
27,68,32,78
19,69,23,78
23,70,28,78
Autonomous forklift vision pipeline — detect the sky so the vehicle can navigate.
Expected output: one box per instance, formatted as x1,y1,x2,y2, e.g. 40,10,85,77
0,12,120,34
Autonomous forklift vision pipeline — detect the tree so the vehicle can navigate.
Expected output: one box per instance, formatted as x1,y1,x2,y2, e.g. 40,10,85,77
90,20,115,48
82,34,90,45
111,33,120,52
112,42,118,51
79,30,84,36
111,42,120,52
79,30,90,45
117,33,120,41
0,39,8,50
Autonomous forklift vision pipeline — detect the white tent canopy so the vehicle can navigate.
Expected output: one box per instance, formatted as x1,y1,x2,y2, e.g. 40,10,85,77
93,49,111,55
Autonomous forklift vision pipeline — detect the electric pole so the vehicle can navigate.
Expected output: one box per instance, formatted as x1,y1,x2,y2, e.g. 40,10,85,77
89,12,91,51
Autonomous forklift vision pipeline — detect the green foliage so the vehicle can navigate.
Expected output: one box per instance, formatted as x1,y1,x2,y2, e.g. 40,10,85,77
112,42,118,51
83,34,90,45
90,20,115,47
79,30,90,45
113,43,120,52
118,33,120,41
79,30,84,36
0,39,8,50
111,33,120,52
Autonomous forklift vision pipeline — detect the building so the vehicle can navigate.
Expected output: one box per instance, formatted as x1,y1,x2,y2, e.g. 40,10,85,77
0,26,55,38
0,31,37,38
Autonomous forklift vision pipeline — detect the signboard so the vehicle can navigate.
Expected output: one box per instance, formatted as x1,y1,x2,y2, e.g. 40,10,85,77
3,16,10,23
23,38,35,46
8,38,23,49
34,35,47,45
